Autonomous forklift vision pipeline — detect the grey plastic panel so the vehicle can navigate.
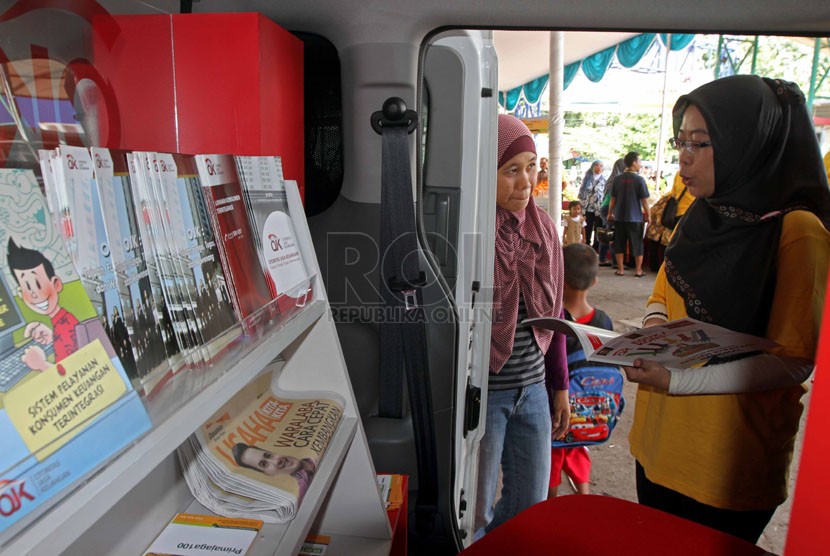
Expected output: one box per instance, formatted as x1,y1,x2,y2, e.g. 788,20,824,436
422,186,461,289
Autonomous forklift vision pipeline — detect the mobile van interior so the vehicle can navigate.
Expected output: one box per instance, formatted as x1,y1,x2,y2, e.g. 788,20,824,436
1,0,829,555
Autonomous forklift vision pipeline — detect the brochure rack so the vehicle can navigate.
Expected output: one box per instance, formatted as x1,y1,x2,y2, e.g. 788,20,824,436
0,183,392,555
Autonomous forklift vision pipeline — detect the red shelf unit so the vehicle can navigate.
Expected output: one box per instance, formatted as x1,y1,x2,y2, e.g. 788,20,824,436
91,12,305,198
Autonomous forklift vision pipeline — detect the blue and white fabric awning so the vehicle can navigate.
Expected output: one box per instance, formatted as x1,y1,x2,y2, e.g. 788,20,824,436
498,33,695,111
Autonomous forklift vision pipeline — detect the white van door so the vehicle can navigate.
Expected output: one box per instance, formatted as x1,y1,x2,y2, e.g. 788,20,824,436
420,29,498,547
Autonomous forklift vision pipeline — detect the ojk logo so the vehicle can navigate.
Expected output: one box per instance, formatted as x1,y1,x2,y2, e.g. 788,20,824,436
268,233,283,252
0,479,35,517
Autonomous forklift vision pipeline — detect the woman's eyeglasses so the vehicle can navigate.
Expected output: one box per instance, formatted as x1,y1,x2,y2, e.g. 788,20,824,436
669,137,713,155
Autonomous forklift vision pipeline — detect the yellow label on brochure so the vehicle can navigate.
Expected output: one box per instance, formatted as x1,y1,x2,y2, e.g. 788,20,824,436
171,513,264,531
5,340,127,460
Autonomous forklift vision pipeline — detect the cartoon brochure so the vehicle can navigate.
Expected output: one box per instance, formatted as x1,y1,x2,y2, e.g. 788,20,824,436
0,169,150,536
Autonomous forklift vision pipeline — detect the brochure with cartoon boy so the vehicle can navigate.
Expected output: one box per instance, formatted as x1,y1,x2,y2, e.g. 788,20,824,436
524,316,778,369
0,169,151,536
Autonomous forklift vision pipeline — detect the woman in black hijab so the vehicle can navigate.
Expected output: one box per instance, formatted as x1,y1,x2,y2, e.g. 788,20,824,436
625,75,830,543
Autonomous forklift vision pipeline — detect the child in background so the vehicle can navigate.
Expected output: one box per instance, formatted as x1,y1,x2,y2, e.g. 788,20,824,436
549,243,616,497
562,200,587,245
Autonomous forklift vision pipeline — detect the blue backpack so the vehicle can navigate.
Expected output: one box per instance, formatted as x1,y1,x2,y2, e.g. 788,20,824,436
552,349,625,448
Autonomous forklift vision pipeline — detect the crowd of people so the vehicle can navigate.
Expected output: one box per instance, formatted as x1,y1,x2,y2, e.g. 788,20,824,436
476,74,830,547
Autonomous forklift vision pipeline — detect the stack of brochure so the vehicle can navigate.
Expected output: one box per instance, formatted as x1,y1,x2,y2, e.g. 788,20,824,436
143,513,263,556
235,155,312,313
177,371,344,522
38,147,314,395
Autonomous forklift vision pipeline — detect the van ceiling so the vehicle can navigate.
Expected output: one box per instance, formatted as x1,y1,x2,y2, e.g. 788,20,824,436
186,0,829,50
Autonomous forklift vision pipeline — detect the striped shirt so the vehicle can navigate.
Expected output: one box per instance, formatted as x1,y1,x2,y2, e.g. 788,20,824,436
489,296,545,390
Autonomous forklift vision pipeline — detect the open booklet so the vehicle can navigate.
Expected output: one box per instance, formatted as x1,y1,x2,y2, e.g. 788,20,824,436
177,369,344,523
524,316,778,369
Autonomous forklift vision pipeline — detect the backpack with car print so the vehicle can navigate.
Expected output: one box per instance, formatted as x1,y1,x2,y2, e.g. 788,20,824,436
553,359,625,448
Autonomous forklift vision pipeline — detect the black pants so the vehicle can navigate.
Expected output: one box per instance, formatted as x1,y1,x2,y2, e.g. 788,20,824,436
635,462,775,544
585,211,599,248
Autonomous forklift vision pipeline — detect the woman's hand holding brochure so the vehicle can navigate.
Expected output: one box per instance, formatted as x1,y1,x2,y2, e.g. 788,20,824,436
523,316,816,395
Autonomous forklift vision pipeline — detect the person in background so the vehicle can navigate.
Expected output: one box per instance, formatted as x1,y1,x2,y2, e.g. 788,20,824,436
578,160,606,248
549,243,617,498
562,200,587,245
608,152,650,277
474,114,570,540
644,172,693,271
597,158,625,267
533,156,550,197
538,156,549,184
625,75,830,543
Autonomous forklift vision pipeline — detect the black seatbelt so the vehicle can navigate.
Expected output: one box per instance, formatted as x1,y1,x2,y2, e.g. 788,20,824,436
371,97,439,536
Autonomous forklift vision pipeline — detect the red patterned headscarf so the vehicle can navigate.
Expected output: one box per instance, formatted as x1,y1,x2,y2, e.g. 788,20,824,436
490,115,563,373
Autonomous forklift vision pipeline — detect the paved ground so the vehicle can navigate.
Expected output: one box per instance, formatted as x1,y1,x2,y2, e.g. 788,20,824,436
581,265,807,555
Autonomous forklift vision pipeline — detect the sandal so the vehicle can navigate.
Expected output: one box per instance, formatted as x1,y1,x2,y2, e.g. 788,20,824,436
635,272,646,278
614,270,625,276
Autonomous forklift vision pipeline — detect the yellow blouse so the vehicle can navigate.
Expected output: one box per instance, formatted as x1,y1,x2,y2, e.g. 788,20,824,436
629,210,830,510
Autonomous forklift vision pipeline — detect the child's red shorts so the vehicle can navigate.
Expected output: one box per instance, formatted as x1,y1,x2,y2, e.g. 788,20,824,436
550,446,592,487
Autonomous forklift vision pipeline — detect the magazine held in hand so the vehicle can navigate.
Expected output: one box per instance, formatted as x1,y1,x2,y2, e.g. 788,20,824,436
524,316,778,369
178,370,344,522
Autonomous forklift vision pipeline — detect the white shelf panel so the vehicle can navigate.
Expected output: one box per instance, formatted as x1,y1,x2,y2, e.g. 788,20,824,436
316,533,392,556
2,299,326,556
173,417,359,556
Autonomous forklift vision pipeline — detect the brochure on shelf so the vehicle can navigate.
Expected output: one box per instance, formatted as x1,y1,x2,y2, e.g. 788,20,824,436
91,147,176,395
36,150,61,231
298,534,331,556
146,151,208,365
177,370,345,522
524,316,778,368
122,150,188,378
194,154,277,323
236,156,312,312
128,152,200,371
156,153,242,362
377,473,405,510
52,145,145,386
235,155,285,192
0,168,151,535
143,512,263,556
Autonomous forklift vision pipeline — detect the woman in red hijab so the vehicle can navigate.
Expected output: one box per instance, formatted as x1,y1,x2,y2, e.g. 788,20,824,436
474,114,570,539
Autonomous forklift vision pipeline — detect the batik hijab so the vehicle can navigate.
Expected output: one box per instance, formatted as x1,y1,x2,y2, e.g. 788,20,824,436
580,160,606,212
665,75,830,335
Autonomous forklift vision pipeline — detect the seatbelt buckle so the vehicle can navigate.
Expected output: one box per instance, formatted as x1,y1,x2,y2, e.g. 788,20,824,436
389,272,426,311
402,288,418,311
